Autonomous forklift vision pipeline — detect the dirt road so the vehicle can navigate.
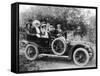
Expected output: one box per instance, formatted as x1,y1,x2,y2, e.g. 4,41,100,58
19,54,96,72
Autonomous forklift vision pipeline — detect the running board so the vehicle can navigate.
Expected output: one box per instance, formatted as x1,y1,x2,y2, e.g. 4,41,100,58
39,54,69,58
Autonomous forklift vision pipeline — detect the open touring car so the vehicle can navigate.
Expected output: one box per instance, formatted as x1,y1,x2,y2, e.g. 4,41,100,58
19,23,94,66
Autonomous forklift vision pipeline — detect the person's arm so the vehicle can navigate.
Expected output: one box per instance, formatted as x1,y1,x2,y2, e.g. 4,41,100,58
36,34,40,37
35,27,41,37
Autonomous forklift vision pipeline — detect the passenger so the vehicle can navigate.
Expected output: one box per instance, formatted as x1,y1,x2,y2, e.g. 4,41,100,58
32,20,41,37
40,21,49,38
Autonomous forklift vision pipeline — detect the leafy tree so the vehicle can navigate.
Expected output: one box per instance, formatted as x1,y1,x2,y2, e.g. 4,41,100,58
19,6,96,43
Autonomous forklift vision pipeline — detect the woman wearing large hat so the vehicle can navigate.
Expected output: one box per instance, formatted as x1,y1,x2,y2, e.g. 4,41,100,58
32,20,41,37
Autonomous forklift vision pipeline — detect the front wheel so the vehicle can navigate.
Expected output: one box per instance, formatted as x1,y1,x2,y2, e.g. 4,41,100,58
73,48,90,66
24,44,38,61
51,37,66,55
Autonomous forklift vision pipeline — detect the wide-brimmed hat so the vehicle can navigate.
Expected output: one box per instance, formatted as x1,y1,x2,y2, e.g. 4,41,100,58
32,20,40,27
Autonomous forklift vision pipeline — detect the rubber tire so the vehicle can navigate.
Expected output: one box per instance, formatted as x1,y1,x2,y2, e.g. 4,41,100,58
73,48,90,66
24,44,38,61
51,37,66,55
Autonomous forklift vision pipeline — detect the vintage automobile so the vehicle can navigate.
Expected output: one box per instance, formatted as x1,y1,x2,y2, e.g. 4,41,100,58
19,25,94,66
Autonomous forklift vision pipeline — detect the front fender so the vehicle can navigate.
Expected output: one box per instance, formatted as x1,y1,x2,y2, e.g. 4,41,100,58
68,41,94,60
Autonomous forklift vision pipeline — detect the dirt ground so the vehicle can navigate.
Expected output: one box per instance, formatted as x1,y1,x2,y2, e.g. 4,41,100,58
19,40,96,72
19,52,96,72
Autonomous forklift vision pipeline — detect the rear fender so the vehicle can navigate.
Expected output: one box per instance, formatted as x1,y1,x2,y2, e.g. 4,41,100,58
19,40,39,48
27,41,39,48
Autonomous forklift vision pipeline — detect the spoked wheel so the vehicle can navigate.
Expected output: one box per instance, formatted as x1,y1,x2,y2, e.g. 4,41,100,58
24,44,38,61
51,37,66,55
73,48,90,66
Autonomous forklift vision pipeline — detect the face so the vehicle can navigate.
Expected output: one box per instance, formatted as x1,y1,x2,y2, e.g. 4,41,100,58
57,24,61,29
35,23,40,27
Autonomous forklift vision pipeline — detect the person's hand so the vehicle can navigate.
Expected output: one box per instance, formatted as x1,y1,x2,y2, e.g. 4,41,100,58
36,34,40,37
57,34,61,37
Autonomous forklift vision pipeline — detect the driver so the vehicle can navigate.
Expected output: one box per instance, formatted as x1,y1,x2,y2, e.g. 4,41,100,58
56,24,62,37
57,24,62,33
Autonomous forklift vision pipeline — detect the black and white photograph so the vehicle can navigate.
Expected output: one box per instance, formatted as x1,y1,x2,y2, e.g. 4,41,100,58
17,3,97,72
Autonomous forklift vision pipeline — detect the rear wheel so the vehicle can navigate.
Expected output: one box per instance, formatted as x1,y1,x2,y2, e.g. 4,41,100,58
73,48,90,66
24,44,38,61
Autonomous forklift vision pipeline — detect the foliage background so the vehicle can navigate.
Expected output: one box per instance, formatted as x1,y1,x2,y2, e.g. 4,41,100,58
19,5,96,44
